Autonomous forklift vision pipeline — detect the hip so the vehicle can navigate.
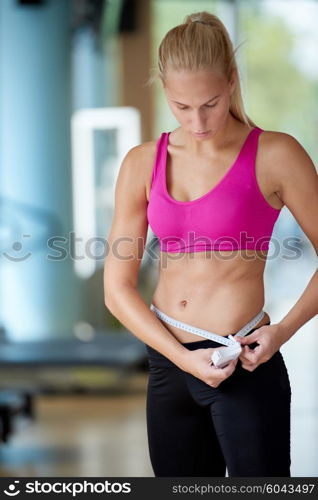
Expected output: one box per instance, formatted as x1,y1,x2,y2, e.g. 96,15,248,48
146,335,292,407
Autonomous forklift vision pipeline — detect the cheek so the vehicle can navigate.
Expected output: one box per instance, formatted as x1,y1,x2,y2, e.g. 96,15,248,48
209,103,229,122
166,102,183,122
215,106,226,120
219,98,231,114
173,110,188,124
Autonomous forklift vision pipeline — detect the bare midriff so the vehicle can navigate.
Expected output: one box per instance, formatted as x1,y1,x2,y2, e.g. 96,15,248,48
151,249,271,343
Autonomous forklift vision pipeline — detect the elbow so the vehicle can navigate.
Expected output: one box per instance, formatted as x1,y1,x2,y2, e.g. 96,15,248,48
104,281,135,313
104,281,114,310
105,295,118,317
104,294,110,309
104,285,122,314
104,290,115,312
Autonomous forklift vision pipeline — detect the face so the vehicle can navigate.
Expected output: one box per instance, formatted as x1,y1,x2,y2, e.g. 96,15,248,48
163,68,236,140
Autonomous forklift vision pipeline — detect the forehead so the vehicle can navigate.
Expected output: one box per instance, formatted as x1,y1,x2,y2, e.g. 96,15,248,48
163,69,227,102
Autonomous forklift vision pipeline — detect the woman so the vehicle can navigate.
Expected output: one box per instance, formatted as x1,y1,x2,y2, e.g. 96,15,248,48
104,11,318,477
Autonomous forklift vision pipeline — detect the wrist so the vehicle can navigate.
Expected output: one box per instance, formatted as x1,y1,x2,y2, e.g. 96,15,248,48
174,348,192,372
275,321,296,345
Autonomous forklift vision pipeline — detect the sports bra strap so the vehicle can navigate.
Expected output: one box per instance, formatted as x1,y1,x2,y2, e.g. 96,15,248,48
150,133,165,192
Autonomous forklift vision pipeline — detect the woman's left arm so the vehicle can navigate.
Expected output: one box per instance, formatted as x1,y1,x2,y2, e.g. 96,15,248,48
237,132,318,371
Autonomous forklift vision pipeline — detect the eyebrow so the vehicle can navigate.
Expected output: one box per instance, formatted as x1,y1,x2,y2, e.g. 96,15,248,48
173,94,221,106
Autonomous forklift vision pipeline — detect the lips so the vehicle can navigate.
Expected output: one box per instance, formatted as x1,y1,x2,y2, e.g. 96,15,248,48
193,130,211,137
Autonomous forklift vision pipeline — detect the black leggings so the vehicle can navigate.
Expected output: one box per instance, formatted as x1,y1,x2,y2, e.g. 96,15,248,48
145,322,291,477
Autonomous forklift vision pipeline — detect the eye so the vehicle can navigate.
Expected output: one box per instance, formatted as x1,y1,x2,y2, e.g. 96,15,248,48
176,102,218,111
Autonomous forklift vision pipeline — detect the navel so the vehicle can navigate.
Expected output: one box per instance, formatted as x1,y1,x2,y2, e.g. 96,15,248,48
179,299,187,308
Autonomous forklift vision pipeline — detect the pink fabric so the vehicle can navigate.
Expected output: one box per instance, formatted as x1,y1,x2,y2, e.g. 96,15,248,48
147,126,281,252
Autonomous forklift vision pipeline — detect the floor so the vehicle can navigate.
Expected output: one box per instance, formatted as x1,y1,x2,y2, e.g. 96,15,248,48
0,374,153,477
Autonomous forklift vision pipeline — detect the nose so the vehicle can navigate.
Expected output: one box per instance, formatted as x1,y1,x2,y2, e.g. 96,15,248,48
190,109,207,132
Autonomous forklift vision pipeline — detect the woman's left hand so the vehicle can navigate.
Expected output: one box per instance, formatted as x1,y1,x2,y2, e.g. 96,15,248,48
234,324,284,371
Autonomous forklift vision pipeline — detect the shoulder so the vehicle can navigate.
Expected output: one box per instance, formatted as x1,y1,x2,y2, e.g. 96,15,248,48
258,129,318,254
119,138,159,181
117,138,160,202
122,139,158,168
259,127,301,146
258,129,313,168
258,129,317,186
259,130,318,225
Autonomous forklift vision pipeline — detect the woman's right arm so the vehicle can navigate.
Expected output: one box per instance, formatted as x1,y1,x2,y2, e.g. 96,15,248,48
103,143,191,369
103,143,237,386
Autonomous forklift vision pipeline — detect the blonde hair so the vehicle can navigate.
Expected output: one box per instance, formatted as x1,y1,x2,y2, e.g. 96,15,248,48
147,11,257,128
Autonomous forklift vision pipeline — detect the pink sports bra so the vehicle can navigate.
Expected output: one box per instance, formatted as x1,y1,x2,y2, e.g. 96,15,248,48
146,126,281,253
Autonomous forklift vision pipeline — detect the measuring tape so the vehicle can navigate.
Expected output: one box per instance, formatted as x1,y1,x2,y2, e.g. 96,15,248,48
150,304,265,347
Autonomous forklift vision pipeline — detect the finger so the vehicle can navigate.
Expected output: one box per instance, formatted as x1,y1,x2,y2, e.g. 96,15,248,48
239,345,252,360
242,345,259,359
220,359,238,377
240,347,260,368
241,362,257,372
239,358,254,370
233,337,244,344
239,349,257,367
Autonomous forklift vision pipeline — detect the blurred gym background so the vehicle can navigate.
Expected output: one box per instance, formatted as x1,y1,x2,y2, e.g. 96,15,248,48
0,0,317,477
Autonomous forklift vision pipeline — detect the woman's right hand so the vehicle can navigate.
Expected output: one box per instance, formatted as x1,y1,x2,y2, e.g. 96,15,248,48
180,347,239,388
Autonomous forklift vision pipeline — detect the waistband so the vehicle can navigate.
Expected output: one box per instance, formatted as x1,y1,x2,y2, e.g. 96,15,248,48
146,321,271,368
150,303,266,347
